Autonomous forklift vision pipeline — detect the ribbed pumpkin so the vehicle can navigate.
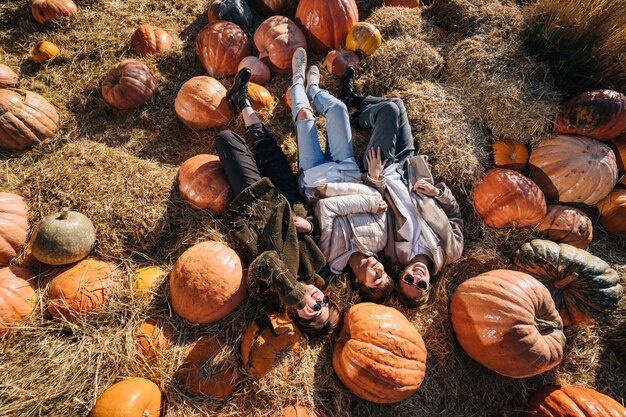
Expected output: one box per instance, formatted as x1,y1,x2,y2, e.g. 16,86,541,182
597,189,626,235
132,266,166,296
177,336,239,398
608,134,626,184
346,22,382,57
275,405,327,417
47,258,122,322
31,0,77,24
248,82,274,111
0,88,60,150
473,168,547,228
537,205,593,249
0,64,18,88
174,76,236,129
238,56,271,85
254,16,307,74
492,140,529,172
554,90,626,141
0,266,36,336
241,311,302,378
450,269,565,378
102,59,157,110
208,0,258,35
91,378,162,417
134,317,173,360
0,193,29,265
30,208,96,266
130,24,172,56
178,154,231,212
170,241,245,323
513,239,622,327
384,0,419,7
526,385,626,417
333,303,427,403
30,40,60,64
255,0,292,16
196,20,251,78
528,135,618,205
295,0,358,54
323,50,359,77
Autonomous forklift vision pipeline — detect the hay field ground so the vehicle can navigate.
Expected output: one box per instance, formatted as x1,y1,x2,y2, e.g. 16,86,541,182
0,0,625,416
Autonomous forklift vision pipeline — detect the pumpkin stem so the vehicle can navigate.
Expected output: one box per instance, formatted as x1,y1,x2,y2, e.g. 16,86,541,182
142,410,150,417
60,207,70,220
535,317,562,333
554,272,578,289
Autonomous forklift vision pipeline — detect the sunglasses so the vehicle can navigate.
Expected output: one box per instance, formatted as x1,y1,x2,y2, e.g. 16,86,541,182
403,274,429,290
312,295,330,312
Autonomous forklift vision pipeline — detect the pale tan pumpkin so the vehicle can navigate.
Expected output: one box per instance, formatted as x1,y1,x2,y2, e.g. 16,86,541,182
0,64,18,88
537,205,593,248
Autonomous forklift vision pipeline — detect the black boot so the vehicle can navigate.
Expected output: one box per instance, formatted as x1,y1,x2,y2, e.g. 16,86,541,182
338,66,364,110
228,68,253,111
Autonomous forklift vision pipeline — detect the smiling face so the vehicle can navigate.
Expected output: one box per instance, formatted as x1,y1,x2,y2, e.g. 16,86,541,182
398,259,431,303
296,284,330,324
355,256,392,290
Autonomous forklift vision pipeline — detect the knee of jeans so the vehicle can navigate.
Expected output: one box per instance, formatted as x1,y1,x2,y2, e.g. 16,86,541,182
215,130,241,152
390,98,406,112
380,102,400,119
327,100,349,115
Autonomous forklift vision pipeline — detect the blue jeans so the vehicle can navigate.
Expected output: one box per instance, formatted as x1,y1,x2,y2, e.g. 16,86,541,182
290,81,354,171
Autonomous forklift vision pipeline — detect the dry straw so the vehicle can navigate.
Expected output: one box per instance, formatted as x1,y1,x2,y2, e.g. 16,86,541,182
430,0,524,38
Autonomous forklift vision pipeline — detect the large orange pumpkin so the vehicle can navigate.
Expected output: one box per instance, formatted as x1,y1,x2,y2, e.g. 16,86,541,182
0,266,36,336
134,317,173,361
323,50,359,77
450,269,565,378
0,192,29,265
170,241,245,323
275,405,327,417
528,135,618,205
178,154,231,212
254,16,307,74
537,205,593,249
31,0,77,24
526,385,626,417
131,24,172,56
102,59,157,110
295,0,358,54
345,22,382,57
554,90,626,141
0,88,60,150
492,140,529,172
0,64,18,88
238,56,271,85
333,303,427,403
473,168,547,228
174,76,236,129
248,82,274,111
597,188,626,235
47,258,122,322
91,378,162,417
196,20,251,77
177,336,239,398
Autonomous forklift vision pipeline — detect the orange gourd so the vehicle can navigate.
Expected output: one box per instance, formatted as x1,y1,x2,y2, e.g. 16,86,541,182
196,20,251,77
537,205,593,248
295,0,358,54
91,378,162,417
323,50,359,77
31,0,77,24
254,16,307,74
275,405,327,417
131,24,172,56
0,193,29,265
0,266,36,336
177,154,231,213
174,76,236,129
238,56,271,85
134,317,173,360
102,59,157,110
345,22,382,56
492,140,529,172
0,64,18,87
248,82,274,110
597,188,626,235
526,385,626,417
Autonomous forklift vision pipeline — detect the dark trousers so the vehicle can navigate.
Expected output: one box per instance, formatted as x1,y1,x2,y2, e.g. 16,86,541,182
215,124,301,206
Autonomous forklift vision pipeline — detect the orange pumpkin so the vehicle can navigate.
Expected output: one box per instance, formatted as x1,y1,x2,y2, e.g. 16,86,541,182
0,64,18,88
102,59,157,110
450,269,565,378
91,378,162,417
254,16,307,74
492,140,529,172
177,336,239,398
283,87,292,109
248,82,274,110
238,56,271,85
597,188,626,235
131,24,173,56
31,0,77,24
295,0,358,53
178,154,231,212
47,258,122,322
528,135,618,205
346,22,382,56
384,0,419,7
537,205,593,248
134,318,173,360
275,405,327,417
174,76,236,129
29,40,60,64
196,20,251,77
170,241,245,323
0,88,60,150
323,50,359,77
473,168,547,228
333,303,427,403
0,192,29,265
132,266,166,296
526,385,626,417
0,266,36,336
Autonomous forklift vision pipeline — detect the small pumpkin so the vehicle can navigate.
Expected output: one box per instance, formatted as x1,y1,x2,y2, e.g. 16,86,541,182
238,56,271,85
134,317,173,360
31,0,77,25
241,311,303,378
275,405,327,417
346,22,382,57
492,140,529,172
29,40,60,64
91,378,162,417
597,188,626,235
30,207,96,266
0,266,36,336
528,135,618,205
537,205,593,249
0,64,18,88
473,168,547,228
0,192,29,265
384,0,420,7
208,0,258,35
132,266,166,296
295,0,358,53
333,303,427,403
131,25,172,56
178,154,231,212
254,16,307,74
513,239,623,326
450,269,565,378
177,336,239,398
554,90,626,141
248,82,274,111
196,20,252,78
526,385,626,417
323,50,359,77
174,76,236,129
170,241,245,323
102,59,157,110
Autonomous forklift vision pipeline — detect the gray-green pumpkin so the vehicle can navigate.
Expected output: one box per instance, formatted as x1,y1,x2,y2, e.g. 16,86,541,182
31,208,96,265
512,239,622,327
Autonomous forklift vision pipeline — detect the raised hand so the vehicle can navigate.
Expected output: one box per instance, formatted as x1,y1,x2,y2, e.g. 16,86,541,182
412,179,441,197
366,147,387,180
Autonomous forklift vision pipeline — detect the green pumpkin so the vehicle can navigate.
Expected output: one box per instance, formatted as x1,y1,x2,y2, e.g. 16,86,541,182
512,239,622,326
31,208,96,266
208,0,258,35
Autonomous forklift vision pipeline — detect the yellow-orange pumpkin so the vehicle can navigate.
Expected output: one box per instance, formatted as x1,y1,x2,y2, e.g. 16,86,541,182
196,20,251,77
0,192,29,265
132,266,166,296
597,188,626,235
102,59,157,110
248,82,274,111
0,266,36,336
178,154,231,213
30,40,60,64
537,205,593,249
323,50,359,77
131,24,172,56
492,140,529,172
91,378,162,417
31,0,77,25
238,56,271,85
346,22,382,57
526,385,626,417
134,317,173,360
295,0,358,53
0,64,18,88
254,16,307,74
174,76,236,129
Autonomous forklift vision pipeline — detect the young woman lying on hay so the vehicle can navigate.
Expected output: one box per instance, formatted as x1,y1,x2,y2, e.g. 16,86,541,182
214,67,339,337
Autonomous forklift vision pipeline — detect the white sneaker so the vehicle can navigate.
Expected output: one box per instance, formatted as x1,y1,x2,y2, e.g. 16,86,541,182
292,47,307,85
306,65,320,99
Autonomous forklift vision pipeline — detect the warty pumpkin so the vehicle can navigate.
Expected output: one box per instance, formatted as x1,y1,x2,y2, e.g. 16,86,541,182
528,135,618,205
450,269,565,378
91,378,162,417
0,64,18,88
170,241,245,323
0,266,36,336
537,205,593,249
208,0,258,35
178,154,231,212
254,16,307,74
526,385,626,417
248,82,274,111
333,302,427,403
275,405,327,417
295,0,358,54
492,140,529,172
473,168,547,228
30,40,60,64
174,76,235,129
554,89,626,141
0,192,29,265
102,59,157,110
130,25,172,56
597,188,626,235
132,266,166,297
31,0,77,25
323,50,359,77
196,20,251,78
134,317,173,361
346,22,382,56
238,56,271,85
